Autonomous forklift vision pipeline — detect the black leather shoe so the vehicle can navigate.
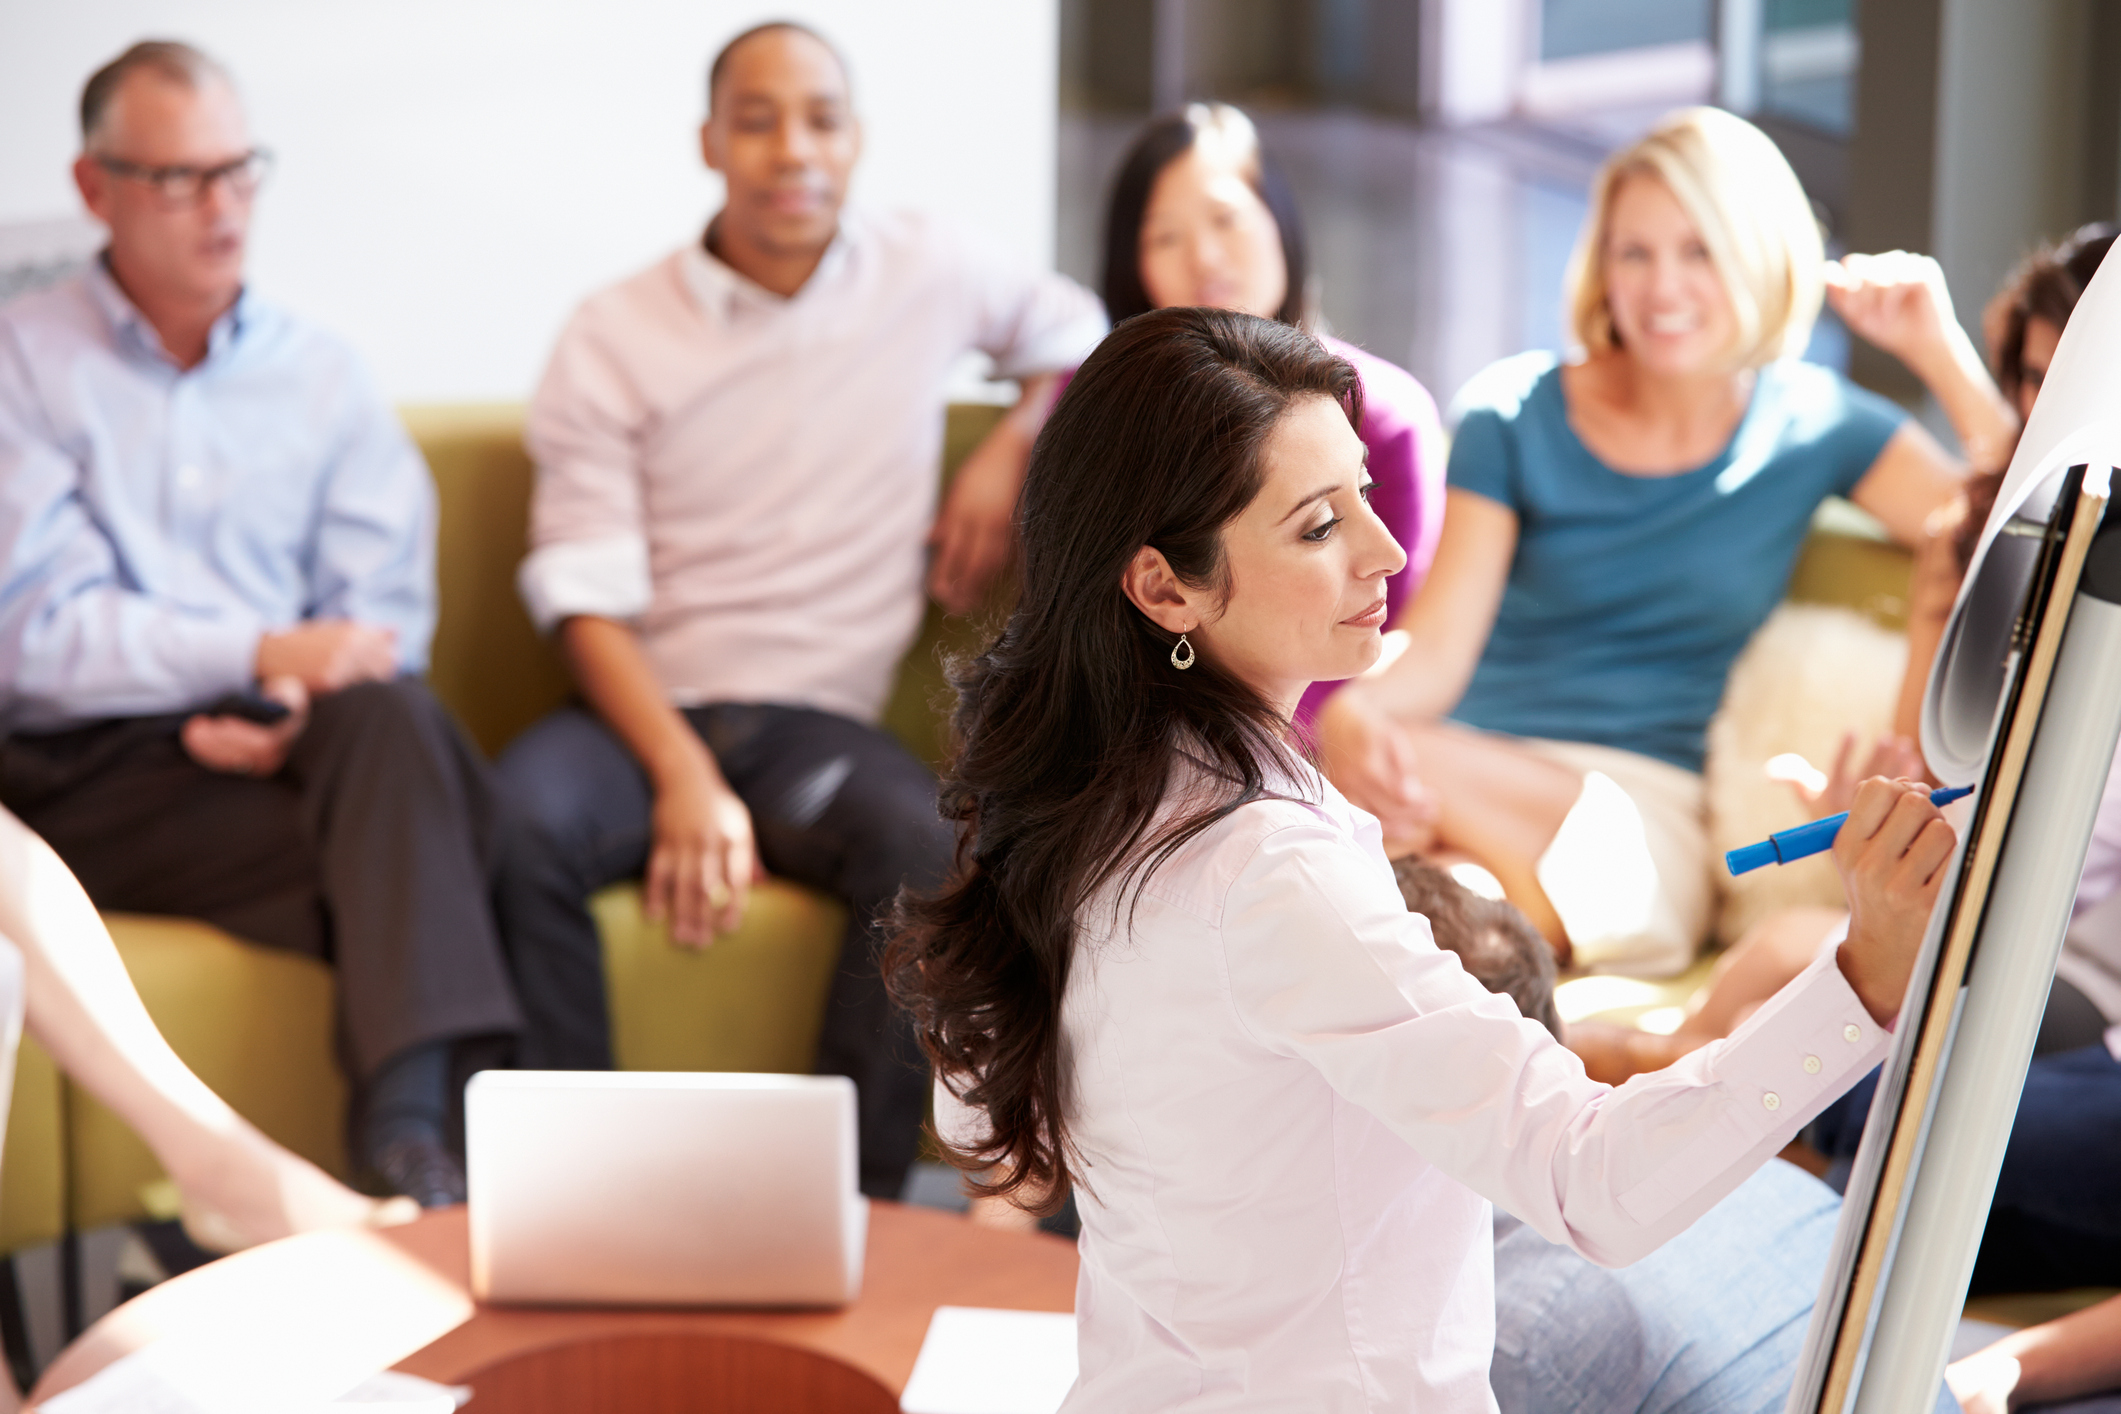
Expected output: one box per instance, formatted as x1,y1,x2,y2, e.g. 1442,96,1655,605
370,1132,468,1209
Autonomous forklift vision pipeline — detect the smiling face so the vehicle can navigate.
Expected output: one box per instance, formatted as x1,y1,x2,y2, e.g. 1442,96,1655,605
701,27,860,261
1127,395,1403,716
73,69,253,317
1600,173,1740,377
1137,144,1289,319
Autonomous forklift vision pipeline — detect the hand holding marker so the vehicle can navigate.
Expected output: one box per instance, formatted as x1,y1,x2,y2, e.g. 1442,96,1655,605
1725,785,1974,876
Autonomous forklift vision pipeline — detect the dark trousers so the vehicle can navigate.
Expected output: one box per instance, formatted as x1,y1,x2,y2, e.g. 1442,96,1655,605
0,678,611,1084
497,702,953,1200
1809,979,2121,1293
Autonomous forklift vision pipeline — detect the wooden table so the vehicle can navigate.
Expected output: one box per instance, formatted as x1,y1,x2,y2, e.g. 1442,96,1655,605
31,1201,1078,1412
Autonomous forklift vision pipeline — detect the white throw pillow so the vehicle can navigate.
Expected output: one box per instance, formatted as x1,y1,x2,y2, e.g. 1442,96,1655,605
1704,603,1908,947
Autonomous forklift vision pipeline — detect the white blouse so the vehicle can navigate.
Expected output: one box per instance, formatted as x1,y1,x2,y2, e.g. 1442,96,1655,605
946,766,1890,1412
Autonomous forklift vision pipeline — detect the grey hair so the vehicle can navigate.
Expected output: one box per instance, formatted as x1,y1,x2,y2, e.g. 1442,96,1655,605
80,40,232,146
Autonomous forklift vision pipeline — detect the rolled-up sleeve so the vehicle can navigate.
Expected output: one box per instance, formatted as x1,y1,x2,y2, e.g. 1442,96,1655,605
0,334,260,724
1219,821,1889,1267
309,367,437,670
950,225,1107,381
519,311,652,633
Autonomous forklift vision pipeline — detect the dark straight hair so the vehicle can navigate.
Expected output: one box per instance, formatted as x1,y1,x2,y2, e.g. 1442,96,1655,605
884,308,1361,1213
1100,103,1310,327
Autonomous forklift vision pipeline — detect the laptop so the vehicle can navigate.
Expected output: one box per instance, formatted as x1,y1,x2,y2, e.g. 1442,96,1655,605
466,1070,867,1308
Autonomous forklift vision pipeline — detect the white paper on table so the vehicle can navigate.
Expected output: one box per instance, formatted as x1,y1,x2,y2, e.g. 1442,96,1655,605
327,1371,473,1410
41,1363,471,1414
899,1305,1077,1414
35,1228,472,1414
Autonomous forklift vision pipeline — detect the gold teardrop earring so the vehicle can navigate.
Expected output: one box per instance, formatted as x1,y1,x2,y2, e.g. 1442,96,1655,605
1170,632,1196,671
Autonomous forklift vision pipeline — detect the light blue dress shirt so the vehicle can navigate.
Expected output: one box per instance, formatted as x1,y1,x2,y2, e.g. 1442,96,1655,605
0,261,434,732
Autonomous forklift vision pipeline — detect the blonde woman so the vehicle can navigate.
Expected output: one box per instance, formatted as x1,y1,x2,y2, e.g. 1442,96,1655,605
1318,107,2003,976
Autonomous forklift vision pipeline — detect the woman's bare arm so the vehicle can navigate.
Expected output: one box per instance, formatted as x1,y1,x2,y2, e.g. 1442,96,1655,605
1948,1292,2121,1413
1848,422,1970,549
1892,524,1965,742
1830,251,2019,475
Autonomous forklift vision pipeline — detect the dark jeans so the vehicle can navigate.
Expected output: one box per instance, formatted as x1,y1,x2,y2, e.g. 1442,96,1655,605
0,678,612,1083
497,702,953,1200
1810,984,2121,1294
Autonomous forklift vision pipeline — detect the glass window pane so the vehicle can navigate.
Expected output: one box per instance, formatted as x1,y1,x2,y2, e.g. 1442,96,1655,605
1540,0,1710,61
1761,0,1858,134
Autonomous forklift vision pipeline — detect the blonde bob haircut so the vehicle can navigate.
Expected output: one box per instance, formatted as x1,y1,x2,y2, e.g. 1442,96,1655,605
1565,106,1824,371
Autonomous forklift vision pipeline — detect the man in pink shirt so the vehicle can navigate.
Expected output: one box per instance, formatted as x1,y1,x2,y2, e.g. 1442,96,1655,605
498,22,1104,1198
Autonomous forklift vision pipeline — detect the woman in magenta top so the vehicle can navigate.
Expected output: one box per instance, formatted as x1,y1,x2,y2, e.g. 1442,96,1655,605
1096,103,1446,729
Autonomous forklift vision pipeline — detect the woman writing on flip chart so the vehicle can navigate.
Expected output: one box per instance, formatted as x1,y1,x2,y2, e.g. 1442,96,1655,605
886,307,1954,1413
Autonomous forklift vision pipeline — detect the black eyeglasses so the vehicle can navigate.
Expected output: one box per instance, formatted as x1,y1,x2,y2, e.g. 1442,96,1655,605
93,148,274,208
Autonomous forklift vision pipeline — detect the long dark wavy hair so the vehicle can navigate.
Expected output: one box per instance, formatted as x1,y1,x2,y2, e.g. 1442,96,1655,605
1101,103,1310,327
883,308,1361,1213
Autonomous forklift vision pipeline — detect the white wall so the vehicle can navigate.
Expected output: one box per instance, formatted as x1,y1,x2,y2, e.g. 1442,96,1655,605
0,2,1059,402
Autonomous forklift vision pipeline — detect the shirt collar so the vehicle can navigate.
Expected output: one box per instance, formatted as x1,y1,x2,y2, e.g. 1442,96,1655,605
85,252,253,368
679,215,857,323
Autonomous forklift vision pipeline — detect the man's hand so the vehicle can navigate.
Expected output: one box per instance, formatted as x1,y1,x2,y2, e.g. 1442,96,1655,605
927,374,1059,615
1765,731,1928,819
255,620,398,694
1315,685,1439,854
927,426,1029,615
180,677,310,778
1833,777,1958,1025
646,767,759,948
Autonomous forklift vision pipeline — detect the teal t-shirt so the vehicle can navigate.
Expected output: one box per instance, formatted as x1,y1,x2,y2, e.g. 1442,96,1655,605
1446,352,1907,773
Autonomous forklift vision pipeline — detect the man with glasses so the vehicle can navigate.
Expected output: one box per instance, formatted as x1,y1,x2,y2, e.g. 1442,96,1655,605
0,41,610,1208
497,22,1104,1201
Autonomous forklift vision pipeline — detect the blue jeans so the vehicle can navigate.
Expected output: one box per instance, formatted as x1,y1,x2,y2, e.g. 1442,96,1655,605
1809,1042,2121,1294
1491,1159,1958,1414
496,702,953,1199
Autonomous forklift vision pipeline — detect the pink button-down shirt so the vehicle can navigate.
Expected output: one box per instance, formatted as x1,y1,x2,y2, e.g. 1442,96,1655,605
520,210,1106,723
947,761,1889,1412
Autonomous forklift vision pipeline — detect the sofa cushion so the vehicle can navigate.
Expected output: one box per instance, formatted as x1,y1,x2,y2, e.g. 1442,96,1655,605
0,1038,64,1255
595,881,847,1073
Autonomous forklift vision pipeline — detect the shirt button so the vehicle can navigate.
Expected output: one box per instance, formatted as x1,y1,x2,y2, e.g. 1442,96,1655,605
1844,1024,1862,1043
1762,1092,1782,1111
1804,1055,1822,1074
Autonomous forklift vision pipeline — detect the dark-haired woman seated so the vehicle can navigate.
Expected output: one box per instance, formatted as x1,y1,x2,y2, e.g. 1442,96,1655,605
887,306,1954,1412
1099,102,1445,733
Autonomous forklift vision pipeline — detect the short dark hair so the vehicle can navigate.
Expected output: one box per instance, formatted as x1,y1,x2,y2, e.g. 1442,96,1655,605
80,40,229,146
1101,103,1309,328
1391,856,1563,1043
707,21,850,114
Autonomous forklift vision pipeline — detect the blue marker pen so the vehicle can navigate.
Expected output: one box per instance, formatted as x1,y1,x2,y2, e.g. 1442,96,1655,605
1725,785,1974,876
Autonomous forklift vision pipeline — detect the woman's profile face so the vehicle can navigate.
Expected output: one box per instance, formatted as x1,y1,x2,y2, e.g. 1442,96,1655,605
1191,396,1404,710
1138,145,1290,319
1600,174,1739,377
